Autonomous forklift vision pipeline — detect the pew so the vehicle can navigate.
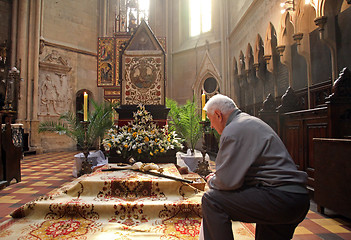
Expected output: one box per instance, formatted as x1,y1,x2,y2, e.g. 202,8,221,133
313,138,351,218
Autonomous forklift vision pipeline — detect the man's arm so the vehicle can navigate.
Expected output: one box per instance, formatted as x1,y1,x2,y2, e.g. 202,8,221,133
207,135,254,191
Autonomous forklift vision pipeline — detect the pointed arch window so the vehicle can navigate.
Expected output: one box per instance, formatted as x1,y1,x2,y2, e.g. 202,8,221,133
189,0,212,37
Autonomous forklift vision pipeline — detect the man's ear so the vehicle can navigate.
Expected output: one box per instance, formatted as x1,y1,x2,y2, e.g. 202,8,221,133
214,110,223,121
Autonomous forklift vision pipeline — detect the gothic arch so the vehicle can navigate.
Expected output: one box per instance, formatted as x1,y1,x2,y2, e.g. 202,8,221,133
254,34,266,82
264,22,277,72
193,50,221,100
233,57,238,77
295,2,318,36
245,43,256,86
278,12,295,48
238,51,246,77
254,34,264,65
245,43,254,71
278,12,295,85
232,57,239,101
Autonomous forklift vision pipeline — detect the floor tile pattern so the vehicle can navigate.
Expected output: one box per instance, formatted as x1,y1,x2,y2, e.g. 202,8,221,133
1,151,351,239
0,151,77,223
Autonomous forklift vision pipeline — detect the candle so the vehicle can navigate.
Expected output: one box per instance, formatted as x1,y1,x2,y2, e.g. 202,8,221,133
83,92,88,121
202,91,206,121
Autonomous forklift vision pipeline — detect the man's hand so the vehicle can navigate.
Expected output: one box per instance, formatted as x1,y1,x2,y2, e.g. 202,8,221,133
205,172,215,182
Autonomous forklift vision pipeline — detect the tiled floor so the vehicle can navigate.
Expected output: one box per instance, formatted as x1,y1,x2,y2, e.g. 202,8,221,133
0,151,351,239
0,151,77,224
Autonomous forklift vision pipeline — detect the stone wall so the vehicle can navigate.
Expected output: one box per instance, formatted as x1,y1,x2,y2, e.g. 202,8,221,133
3,0,351,152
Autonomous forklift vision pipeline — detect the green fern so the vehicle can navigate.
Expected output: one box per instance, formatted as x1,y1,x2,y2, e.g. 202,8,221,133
39,100,117,150
166,96,202,153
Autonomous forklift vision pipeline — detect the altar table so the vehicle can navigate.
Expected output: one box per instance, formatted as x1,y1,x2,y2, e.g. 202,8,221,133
0,164,204,239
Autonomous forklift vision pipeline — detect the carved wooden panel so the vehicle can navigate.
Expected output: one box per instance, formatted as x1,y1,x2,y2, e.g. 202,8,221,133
305,121,328,188
280,107,328,191
282,119,303,170
314,138,351,219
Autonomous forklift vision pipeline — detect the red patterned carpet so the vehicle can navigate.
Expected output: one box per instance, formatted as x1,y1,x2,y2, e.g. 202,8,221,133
0,151,351,239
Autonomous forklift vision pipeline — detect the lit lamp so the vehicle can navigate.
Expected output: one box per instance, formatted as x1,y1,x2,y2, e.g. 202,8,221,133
80,91,91,176
201,91,206,121
83,92,88,121
197,90,211,178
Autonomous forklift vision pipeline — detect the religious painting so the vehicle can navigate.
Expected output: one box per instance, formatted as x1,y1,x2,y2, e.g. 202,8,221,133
122,56,164,105
98,38,115,86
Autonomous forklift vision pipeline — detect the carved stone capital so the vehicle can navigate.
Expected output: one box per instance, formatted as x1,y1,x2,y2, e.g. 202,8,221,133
293,33,304,45
253,63,260,71
314,16,328,31
263,54,271,64
276,45,286,56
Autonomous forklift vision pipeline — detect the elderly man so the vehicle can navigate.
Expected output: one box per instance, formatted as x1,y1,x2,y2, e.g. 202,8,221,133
201,94,310,240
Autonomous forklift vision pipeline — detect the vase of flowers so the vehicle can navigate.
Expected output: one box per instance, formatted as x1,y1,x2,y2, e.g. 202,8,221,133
102,104,183,164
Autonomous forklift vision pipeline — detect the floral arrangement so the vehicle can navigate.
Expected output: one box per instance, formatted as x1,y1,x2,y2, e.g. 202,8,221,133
102,104,183,161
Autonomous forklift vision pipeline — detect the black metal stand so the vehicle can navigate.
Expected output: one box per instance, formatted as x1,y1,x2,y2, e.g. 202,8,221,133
195,121,211,177
79,121,92,176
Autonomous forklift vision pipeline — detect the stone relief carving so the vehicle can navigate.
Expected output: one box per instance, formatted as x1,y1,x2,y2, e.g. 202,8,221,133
39,50,72,116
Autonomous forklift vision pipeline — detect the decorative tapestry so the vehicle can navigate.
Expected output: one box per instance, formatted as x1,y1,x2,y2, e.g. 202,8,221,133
122,56,164,105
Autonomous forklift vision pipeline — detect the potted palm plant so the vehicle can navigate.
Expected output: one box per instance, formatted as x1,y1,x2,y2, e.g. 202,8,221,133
38,100,116,174
166,96,203,171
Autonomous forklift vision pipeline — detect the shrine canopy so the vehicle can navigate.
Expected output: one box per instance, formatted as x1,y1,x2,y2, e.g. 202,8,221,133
116,20,169,127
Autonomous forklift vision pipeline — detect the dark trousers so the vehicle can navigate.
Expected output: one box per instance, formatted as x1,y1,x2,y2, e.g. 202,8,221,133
201,186,310,240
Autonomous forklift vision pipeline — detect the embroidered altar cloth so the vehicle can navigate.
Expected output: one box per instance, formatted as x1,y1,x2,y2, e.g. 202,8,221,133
0,164,204,239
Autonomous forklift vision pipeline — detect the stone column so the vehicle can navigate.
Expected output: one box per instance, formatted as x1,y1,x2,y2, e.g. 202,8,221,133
16,0,29,122
11,0,18,68
26,0,35,121
27,0,42,152
220,0,230,96
32,0,41,122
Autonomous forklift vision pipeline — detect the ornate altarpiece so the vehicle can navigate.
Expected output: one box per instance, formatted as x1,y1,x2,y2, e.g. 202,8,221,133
98,25,166,102
97,20,168,126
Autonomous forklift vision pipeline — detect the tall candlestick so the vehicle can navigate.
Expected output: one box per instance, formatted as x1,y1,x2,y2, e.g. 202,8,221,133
202,91,206,121
84,92,88,121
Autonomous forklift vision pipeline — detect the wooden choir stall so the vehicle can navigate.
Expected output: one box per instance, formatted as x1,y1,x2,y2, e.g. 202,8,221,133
258,67,351,218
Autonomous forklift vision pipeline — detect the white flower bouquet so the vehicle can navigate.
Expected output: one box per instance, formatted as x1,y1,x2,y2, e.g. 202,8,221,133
102,104,183,161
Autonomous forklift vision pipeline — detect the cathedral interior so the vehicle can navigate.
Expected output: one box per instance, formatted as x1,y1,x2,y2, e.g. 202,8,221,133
0,0,351,239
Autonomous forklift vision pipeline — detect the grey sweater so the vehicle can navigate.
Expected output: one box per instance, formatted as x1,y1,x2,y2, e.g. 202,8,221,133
208,109,308,193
